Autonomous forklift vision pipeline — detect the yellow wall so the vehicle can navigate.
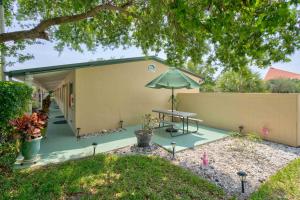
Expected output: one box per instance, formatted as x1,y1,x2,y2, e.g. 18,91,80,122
53,71,76,133
177,93,300,147
75,60,199,135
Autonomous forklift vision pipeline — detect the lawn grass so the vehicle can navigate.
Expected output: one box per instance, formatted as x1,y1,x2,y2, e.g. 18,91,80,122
250,158,300,200
1,154,225,200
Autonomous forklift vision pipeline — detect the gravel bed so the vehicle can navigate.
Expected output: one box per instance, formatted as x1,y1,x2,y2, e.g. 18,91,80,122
110,137,300,199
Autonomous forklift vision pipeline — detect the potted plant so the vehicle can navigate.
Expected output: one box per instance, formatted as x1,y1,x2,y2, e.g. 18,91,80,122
135,114,158,147
10,113,45,161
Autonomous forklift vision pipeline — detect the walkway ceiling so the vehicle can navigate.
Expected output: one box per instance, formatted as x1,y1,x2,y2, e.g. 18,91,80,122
13,70,72,91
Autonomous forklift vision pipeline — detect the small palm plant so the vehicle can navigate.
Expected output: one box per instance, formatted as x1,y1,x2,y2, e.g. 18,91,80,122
135,114,158,147
141,114,158,133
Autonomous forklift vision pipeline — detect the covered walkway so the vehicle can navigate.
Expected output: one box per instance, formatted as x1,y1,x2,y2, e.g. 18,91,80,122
15,101,229,168
15,101,138,168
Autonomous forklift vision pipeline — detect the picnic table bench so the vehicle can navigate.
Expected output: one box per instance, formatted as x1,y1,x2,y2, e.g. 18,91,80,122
152,109,203,137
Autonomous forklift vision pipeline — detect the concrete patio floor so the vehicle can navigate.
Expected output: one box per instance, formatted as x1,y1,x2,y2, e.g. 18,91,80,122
15,102,229,168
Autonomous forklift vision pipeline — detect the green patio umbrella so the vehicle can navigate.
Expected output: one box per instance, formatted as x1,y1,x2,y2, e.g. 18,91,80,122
145,67,200,131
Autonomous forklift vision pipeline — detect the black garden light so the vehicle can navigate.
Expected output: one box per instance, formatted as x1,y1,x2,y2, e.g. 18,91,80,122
92,142,98,156
237,171,247,193
119,120,124,129
76,128,81,141
171,141,176,160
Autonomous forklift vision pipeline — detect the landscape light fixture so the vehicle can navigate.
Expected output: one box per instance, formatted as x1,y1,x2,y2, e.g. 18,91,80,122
92,142,98,156
76,128,81,141
120,120,124,129
237,171,247,193
171,141,176,160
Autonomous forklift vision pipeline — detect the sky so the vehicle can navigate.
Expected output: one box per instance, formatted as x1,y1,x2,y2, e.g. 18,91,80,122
6,40,300,79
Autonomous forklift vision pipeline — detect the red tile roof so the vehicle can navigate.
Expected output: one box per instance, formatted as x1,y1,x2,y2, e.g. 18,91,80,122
264,67,300,80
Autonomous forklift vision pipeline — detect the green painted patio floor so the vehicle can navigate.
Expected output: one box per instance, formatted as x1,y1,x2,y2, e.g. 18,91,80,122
15,102,229,168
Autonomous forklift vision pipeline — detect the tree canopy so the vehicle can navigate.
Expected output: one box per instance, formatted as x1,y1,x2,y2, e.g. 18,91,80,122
215,69,266,92
1,0,300,69
266,78,300,93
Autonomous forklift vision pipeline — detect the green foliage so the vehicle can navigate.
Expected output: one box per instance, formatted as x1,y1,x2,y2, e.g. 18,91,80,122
246,132,263,143
216,69,266,92
2,1,300,69
230,131,243,138
266,78,300,93
230,128,262,142
186,61,216,92
0,81,32,175
250,158,300,200
140,114,158,132
0,142,19,175
0,81,32,123
230,126,262,154
0,154,225,199
0,81,32,131
32,99,40,109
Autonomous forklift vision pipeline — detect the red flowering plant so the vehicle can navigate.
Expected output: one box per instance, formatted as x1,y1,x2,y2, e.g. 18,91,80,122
10,113,45,141
37,111,48,126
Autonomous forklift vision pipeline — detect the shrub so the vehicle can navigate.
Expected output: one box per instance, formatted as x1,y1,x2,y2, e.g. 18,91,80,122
0,142,19,175
32,99,40,112
216,70,266,92
0,81,32,175
266,78,300,93
0,81,33,127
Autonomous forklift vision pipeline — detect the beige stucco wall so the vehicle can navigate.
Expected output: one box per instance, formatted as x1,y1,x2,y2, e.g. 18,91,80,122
54,70,76,133
177,93,300,147
75,60,199,134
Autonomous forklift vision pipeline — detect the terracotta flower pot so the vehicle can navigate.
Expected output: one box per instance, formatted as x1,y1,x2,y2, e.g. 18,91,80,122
135,130,153,147
21,136,43,161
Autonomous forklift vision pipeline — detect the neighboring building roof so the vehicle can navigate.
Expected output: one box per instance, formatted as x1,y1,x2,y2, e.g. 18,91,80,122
5,56,202,79
264,67,300,81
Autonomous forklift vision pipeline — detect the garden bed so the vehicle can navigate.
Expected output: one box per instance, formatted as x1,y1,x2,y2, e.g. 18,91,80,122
111,137,300,199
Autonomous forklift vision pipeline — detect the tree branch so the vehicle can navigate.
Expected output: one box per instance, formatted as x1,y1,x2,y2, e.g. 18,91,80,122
0,2,133,43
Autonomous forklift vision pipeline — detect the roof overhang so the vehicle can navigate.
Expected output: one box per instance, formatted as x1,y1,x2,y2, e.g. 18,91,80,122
5,56,203,91
6,56,202,78
12,70,72,91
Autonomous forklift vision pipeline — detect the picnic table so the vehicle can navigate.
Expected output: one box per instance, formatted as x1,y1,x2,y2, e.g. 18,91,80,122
152,109,201,137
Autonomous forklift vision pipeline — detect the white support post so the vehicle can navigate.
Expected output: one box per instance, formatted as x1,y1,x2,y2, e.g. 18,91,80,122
40,89,44,109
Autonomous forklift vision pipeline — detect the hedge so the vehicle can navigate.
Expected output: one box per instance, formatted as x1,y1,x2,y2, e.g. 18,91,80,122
266,79,300,93
0,81,32,175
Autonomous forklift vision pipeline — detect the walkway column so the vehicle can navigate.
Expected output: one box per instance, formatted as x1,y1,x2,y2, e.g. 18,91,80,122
40,89,44,109
24,73,33,113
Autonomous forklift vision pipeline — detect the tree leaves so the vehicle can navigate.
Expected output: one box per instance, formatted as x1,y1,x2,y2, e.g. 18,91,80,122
1,0,300,69
215,69,266,92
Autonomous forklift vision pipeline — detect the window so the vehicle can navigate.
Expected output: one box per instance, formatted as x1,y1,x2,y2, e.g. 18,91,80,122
147,64,156,72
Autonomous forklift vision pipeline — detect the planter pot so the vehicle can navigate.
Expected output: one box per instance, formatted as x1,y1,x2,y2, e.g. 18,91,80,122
135,130,152,147
21,136,43,161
